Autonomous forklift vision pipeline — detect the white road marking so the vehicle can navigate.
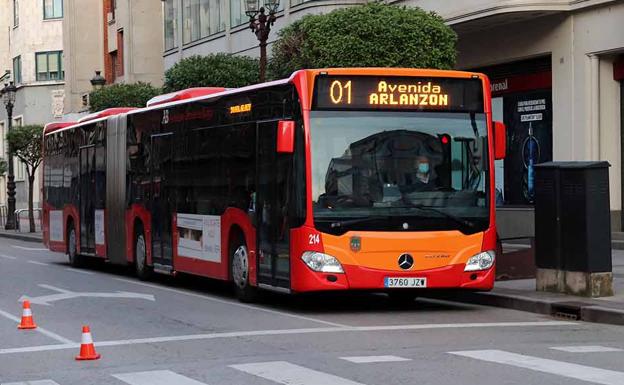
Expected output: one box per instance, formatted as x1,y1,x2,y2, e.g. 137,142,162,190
0,254,17,260
550,346,623,353
12,246,48,251
113,370,207,385
0,321,574,355
19,284,155,306
230,361,367,385
449,349,624,385
0,308,75,345
340,355,411,363
2,380,61,385
26,261,50,266
64,268,94,275
113,277,349,328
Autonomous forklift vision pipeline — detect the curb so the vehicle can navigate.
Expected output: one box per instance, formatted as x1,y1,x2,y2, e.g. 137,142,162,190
426,291,624,326
0,232,43,244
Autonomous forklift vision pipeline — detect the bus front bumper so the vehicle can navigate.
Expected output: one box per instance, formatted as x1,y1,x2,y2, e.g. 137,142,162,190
290,261,495,293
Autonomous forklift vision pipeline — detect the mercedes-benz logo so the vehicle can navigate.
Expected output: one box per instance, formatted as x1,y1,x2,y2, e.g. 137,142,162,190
398,253,414,270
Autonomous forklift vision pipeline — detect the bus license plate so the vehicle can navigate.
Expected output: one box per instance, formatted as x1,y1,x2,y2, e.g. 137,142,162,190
384,277,427,288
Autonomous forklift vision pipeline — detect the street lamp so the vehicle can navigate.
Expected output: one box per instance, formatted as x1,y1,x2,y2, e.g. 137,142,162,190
244,0,280,83
90,71,106,90
2,81,17,230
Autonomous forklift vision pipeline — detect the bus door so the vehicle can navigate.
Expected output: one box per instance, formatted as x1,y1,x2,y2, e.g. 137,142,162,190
79,145,96,254
150,133,174,272
256,120,291,289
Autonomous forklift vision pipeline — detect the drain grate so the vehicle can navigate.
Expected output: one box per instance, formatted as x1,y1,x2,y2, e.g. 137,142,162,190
551,302,583,320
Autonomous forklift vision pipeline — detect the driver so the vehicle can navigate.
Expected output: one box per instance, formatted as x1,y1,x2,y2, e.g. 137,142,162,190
405,155,437,192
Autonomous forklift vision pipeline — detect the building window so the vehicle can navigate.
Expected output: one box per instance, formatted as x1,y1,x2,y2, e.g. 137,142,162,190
13,0,19,26
110,51,118,82
43,0,63,19
11,117,25,182
163,0,177,50
0,121,5,159
35,51,64,81
12,56,22,85
117,30,124,77
182,0,224,44
231,0,281,28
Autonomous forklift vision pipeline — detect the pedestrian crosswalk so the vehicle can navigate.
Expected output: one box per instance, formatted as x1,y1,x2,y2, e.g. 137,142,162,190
230,361,367,385
2,346,622,385
113,370,207,385
450,349,624,385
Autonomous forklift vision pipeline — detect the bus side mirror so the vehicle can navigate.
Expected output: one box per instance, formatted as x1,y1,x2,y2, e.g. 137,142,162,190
277,120,295,153
494,121,506,160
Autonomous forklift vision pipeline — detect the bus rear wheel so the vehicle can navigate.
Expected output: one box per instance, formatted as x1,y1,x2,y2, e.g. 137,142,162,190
67,224,82,267
135,226,152,281
230,236,257,303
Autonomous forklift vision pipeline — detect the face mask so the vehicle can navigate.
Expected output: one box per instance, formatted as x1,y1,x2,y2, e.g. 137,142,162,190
418,163,430,174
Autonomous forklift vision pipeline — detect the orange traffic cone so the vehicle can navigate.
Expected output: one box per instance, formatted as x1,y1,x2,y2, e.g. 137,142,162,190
17,300,37,330
75,325,101,360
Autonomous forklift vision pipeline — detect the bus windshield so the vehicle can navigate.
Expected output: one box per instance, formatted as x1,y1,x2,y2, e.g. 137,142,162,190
310,111,489,234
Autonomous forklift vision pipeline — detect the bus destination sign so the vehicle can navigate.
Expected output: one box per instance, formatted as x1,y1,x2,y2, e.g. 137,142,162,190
313,76,483,112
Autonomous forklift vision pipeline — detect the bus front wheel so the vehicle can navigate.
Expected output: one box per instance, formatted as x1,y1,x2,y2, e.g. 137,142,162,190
135,226,152,281
230,235,257,303
67,224,82,267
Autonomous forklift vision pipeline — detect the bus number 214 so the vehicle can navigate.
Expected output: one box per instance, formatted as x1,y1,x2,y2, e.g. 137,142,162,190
309,234,320,245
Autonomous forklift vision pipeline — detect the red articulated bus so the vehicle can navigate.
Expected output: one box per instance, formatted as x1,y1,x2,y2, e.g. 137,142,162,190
42,68,506,302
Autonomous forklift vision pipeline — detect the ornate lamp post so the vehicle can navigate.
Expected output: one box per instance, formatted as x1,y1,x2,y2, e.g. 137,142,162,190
244,0,280,83
90,71,106,90
2,81,17,230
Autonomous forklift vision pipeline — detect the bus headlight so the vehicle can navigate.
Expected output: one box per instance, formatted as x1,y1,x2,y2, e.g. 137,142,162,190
464,250,495,272
301,251,344,273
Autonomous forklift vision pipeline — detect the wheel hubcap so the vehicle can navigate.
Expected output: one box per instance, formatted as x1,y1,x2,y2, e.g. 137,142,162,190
232,245,249,289
136,235,146,271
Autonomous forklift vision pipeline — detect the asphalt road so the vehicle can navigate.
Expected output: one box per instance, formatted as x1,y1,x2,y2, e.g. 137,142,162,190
1,236,623,385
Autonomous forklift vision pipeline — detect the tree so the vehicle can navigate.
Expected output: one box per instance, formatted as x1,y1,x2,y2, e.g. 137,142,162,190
163,54,260,92
269,2,457,79
89,82,161,112
6,125,43,233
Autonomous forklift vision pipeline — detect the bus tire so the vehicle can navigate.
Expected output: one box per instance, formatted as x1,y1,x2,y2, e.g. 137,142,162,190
67,221,82,267
387,291,418,305
134,224,152,281
230,234,257,303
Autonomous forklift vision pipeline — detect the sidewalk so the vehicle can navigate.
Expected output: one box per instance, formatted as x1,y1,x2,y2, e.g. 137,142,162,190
0,228,43,243
432,251,624,326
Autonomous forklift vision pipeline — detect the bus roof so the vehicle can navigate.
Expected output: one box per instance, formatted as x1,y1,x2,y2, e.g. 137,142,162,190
78,107,139,123
129,68,487,114
146,87,228,107
46,69,488,133
43,121,77,134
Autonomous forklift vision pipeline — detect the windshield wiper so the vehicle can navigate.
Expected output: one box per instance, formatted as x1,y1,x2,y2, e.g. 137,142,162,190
325,215,393,229
401,199,476,230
